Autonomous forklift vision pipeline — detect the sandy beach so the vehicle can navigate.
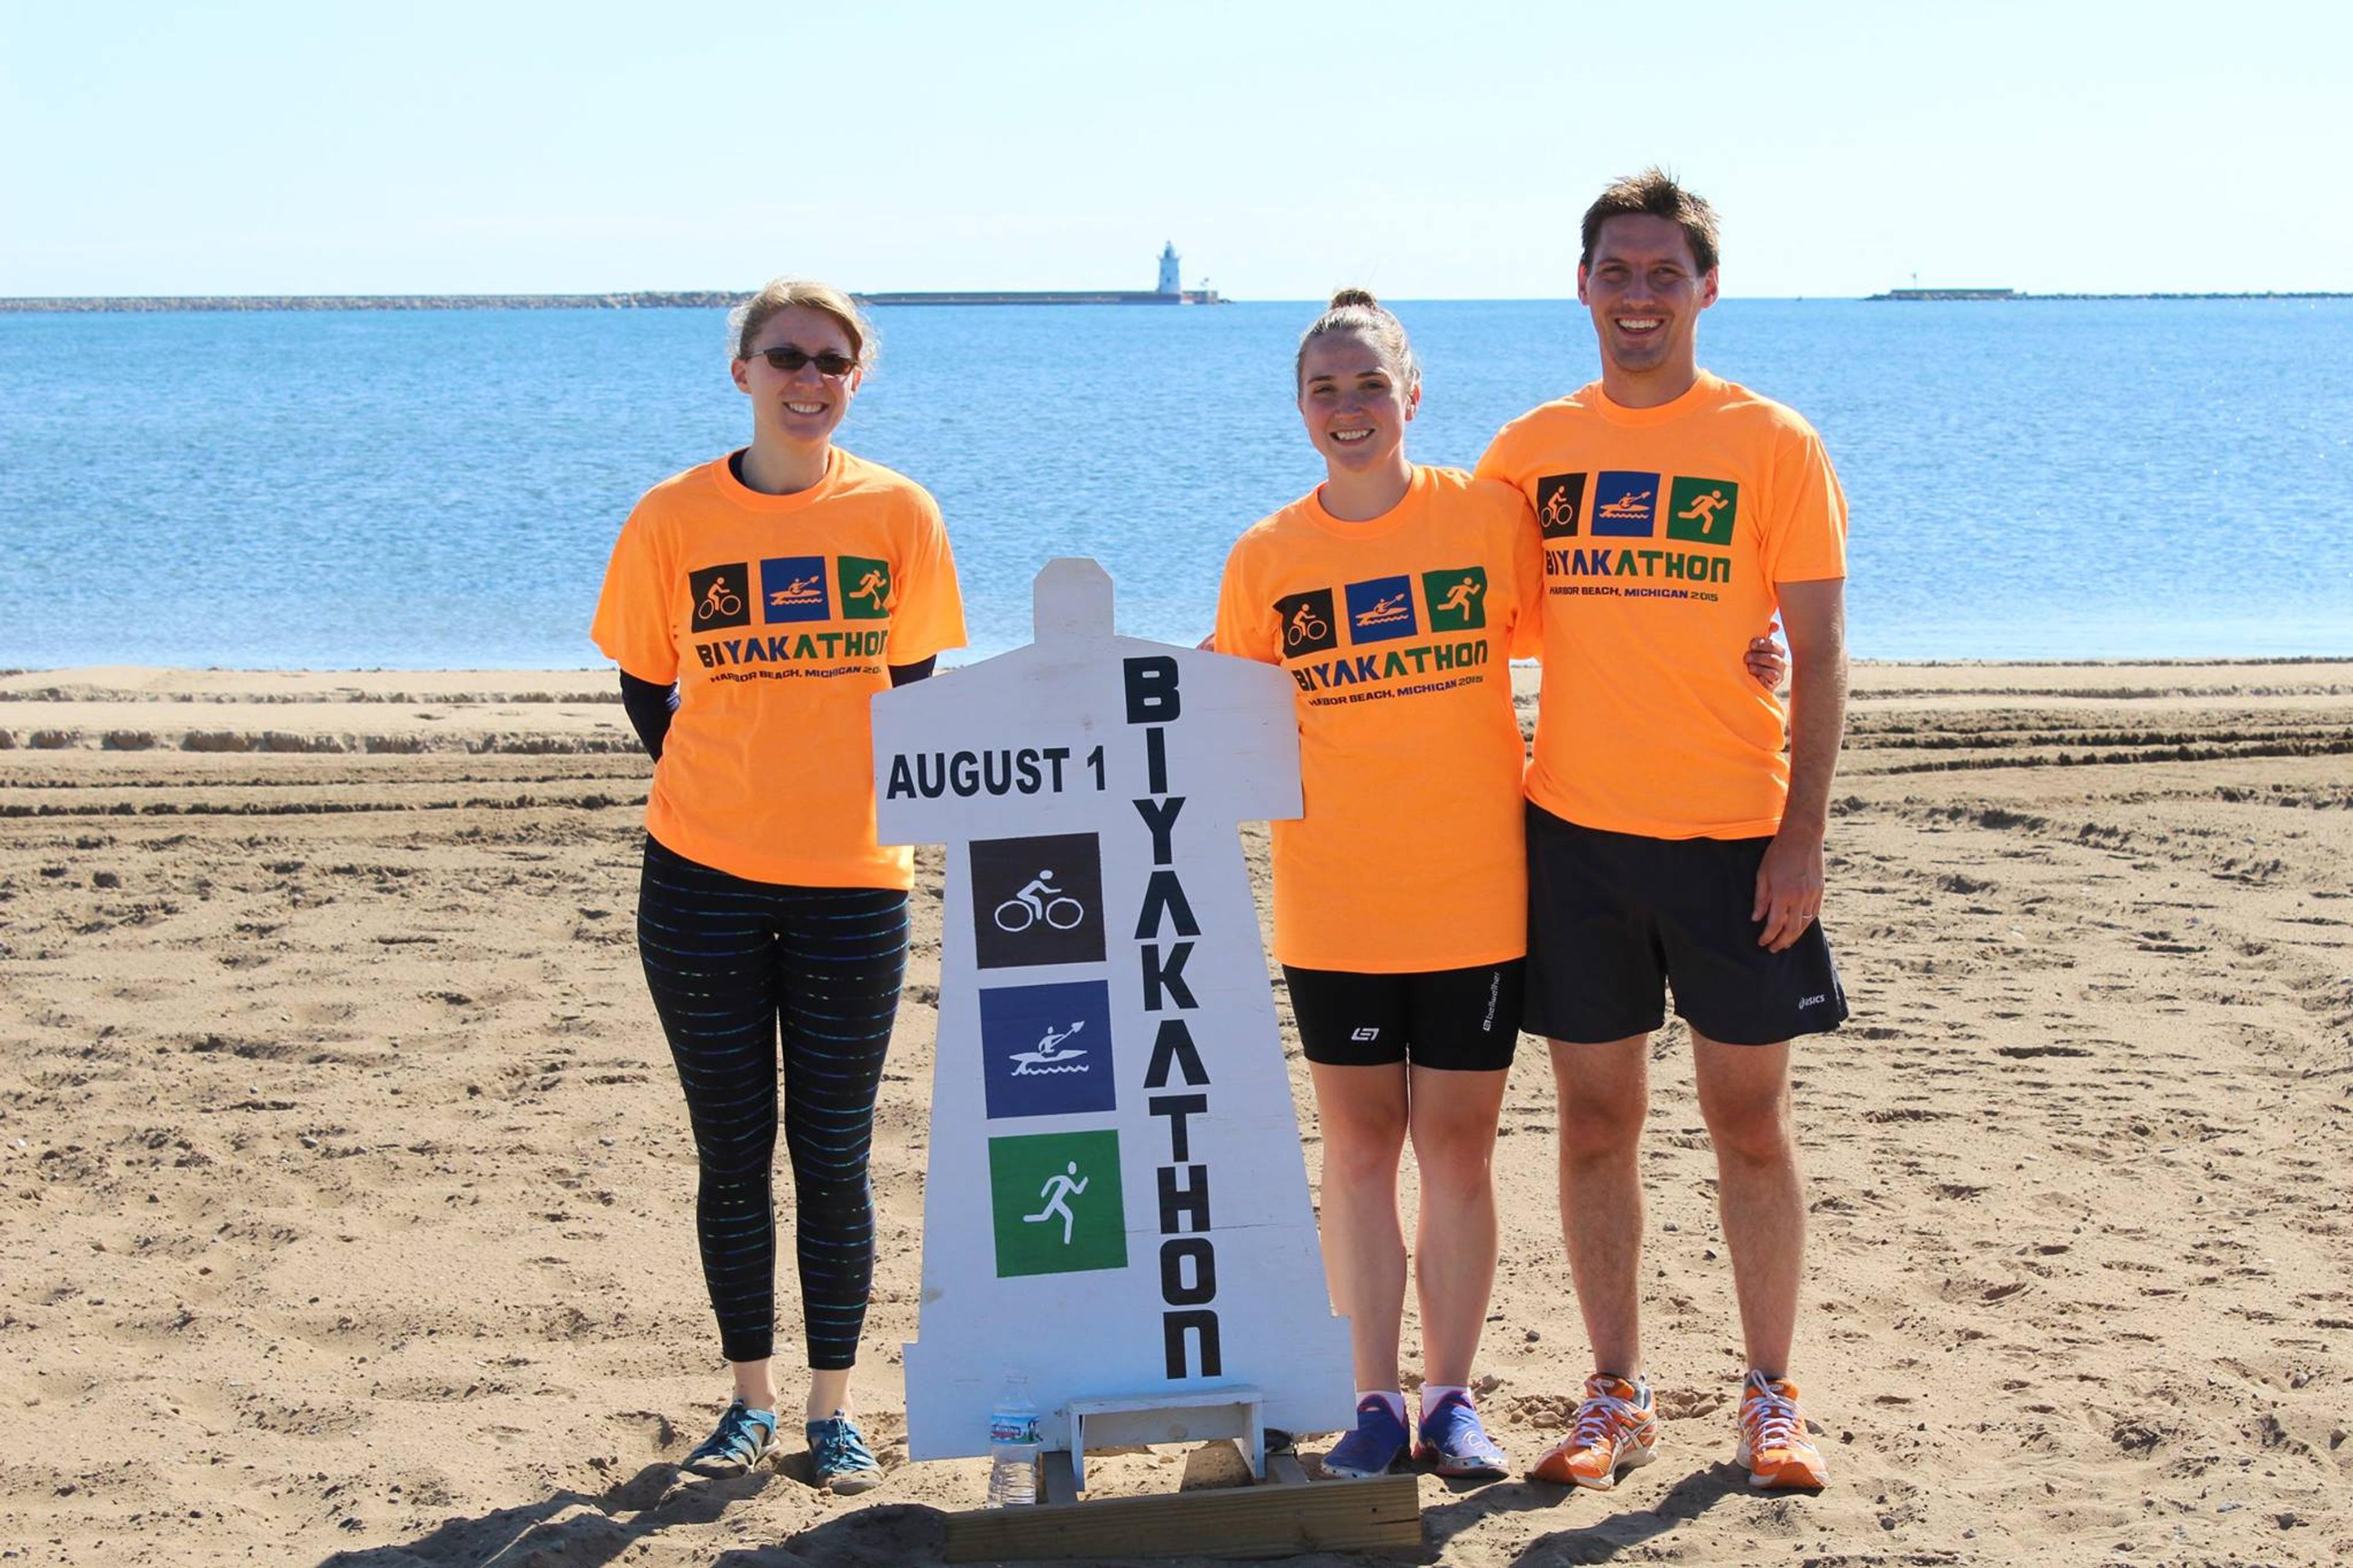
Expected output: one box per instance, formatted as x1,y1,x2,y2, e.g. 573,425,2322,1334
2,659,2348,1567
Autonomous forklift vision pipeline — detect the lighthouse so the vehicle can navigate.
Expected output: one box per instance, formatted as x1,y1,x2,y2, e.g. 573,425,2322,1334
1156,241,1181,296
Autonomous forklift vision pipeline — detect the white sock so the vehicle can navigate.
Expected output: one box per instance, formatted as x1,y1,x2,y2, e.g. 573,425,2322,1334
1356,1389,1406,1424
1420,1384,1471,1412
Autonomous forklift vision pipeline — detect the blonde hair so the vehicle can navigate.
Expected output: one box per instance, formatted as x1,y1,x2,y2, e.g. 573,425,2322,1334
729,277,877,369
1295,287,1420,395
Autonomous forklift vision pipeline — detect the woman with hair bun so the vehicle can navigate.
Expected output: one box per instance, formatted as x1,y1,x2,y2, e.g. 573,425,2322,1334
1213,290,1781,1480
591,277,966,1492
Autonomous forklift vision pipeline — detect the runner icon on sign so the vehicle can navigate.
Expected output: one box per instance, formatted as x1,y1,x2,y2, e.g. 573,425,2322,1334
1436,577,1483,617
993,869,1085,933
1023,1161,1090,1244
849,567,888,612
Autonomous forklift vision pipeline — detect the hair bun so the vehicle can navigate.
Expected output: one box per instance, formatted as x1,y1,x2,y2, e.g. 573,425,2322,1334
1327,286,1382,311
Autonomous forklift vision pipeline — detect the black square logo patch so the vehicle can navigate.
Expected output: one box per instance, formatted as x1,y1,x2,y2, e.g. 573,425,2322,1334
1273,588,1338,658
1536,473,1586,539
970,833,1106,971
689,563,752,632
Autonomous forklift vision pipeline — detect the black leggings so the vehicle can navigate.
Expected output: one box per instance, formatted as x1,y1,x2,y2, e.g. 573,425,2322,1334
635,835,907,1369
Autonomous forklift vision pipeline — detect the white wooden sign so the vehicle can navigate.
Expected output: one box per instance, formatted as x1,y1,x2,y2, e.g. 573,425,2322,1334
874,559,1353,1461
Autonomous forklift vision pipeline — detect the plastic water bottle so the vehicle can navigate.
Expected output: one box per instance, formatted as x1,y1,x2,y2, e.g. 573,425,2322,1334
984,1372,1040,1507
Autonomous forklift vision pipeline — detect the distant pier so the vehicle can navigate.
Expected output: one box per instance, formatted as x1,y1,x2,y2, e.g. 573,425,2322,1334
1,242,1231,314
857,242,1224,306
853,289,1222,306
1870,287,2018,301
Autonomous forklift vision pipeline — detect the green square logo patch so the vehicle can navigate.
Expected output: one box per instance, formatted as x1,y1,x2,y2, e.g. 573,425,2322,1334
836,555,893,620
988,1129,1127,1278
1665,477,1738,548
1420,567,1489,632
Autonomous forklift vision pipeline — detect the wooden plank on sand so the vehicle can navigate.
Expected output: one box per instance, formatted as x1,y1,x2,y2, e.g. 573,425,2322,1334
942,1471,1419,1562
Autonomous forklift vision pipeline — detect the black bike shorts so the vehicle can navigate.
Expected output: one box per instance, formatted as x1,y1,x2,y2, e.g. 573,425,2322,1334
1283,960,1524,1072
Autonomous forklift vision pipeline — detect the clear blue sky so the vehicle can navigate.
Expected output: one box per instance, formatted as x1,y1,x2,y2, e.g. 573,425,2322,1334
5,0,2346,299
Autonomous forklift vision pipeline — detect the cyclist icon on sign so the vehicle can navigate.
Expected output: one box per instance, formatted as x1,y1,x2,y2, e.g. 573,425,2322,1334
994,869,1085,933
1542,488,1578,530
1285,603,1328,650
1022,1161,1089,1245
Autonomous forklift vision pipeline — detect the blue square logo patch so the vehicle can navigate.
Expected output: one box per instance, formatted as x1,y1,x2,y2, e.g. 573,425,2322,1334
1344,575,1418,643
1591,471,1661,537
761,556,831,623
979,980,1115,1120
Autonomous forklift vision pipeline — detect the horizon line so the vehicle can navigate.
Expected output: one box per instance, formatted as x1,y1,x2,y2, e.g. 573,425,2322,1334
5,288,2350,313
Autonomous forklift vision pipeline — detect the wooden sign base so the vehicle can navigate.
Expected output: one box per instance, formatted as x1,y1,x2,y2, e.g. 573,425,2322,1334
941,1445,1420,1562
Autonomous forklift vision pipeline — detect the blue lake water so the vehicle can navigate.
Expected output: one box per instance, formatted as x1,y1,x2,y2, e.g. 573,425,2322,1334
2,298,2347,667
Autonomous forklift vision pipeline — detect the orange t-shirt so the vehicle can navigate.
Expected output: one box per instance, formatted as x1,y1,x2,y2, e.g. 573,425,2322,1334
1213,465,1540,973
1475,372,1847,841
591,449,967,888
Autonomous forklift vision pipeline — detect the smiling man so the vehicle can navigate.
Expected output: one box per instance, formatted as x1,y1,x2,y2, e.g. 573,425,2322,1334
1475,169,1851,1494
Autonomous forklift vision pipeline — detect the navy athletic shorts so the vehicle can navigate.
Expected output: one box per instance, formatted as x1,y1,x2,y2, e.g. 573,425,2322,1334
1523,801,1847,1047
1283,960,1525,1071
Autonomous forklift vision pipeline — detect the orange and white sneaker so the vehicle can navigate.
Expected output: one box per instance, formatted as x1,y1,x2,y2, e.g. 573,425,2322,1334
1529,1374,1659,1490
1736,1370,1829,1490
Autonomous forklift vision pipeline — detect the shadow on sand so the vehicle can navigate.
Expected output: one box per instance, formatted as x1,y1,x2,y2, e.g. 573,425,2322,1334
319,1457,1765,1566
1420,1461,1752,1565
314,1462,944,1568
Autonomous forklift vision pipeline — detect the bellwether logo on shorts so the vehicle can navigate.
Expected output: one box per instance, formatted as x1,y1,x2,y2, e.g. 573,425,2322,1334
1422,566,1489,632
1665,476,1740,548
1344,576,1418,643
836,555,892,621
1536,472,1586,538
1592,472,1661,537
1273,588,1338,658
969,832,1106,970
688,563,752,631
760,556,832,622
978,979,1115,1119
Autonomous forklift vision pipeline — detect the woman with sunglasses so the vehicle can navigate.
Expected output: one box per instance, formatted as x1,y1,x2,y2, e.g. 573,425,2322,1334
593,278,965,1492
1213,290,1781,1482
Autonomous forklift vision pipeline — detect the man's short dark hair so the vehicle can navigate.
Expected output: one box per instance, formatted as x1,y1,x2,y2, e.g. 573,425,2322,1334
1580,167,1721,276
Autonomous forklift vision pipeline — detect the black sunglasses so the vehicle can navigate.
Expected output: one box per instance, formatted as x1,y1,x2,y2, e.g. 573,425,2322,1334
748,346,857,377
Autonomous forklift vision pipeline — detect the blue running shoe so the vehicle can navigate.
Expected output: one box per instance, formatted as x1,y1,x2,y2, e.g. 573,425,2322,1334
1320,1395,1412,1479
805,1411,884,1494
682,1398,779,1477
1416,1390,1509,1479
